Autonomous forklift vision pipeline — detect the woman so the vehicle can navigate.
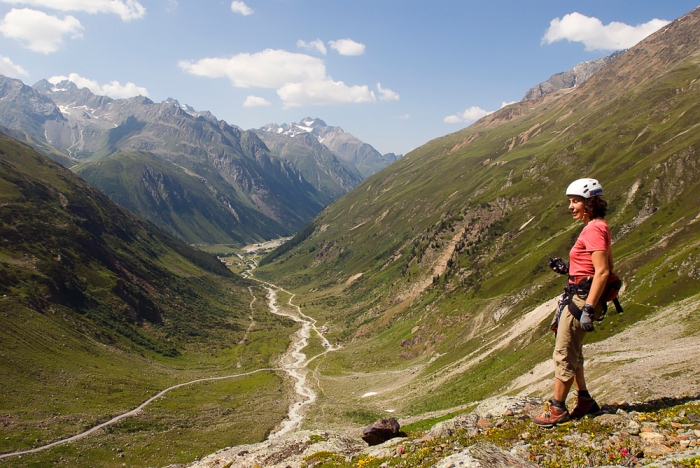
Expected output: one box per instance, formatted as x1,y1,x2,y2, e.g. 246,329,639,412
534,178,612,427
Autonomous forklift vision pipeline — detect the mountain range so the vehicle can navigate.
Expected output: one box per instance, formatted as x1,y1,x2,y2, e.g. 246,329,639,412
0,79,397,246
258,118,402,178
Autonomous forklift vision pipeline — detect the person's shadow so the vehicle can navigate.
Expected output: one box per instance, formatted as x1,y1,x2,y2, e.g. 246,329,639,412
600,392,700,419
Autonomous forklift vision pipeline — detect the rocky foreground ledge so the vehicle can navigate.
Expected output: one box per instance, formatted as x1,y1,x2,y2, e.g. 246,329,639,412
176,395,700,468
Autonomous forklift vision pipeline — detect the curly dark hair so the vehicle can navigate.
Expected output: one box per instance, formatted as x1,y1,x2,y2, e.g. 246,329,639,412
584,195,608,219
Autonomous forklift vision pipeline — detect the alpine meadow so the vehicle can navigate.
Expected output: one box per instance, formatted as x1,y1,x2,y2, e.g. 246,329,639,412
1,3,700,468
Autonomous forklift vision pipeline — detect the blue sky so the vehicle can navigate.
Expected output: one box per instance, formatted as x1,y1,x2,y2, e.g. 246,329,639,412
0,1,697,155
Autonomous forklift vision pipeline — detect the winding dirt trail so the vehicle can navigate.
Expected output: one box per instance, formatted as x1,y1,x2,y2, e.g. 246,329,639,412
0,257,336,460
0,368,278,461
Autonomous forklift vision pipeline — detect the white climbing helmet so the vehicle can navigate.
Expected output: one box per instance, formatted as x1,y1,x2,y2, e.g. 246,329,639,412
566,178,603,198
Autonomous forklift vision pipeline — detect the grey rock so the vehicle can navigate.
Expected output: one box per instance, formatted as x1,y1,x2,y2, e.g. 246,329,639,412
522,51,624,101
187,430,365,468
433,442,537,468
627,420,641,435
366,436,405,458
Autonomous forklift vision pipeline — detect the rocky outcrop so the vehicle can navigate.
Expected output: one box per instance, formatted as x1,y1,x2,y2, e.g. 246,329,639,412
434,442,537,468
183,431,365,468
522,51,624,100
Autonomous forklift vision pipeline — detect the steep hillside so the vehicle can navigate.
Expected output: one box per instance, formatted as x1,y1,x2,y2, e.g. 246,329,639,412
256,5,700,418
254,128,363,200
0,133,294,463
74,151,287,245
0,77,329,244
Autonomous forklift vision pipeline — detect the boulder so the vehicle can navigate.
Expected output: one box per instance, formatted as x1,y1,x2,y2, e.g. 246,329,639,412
361,418,401,446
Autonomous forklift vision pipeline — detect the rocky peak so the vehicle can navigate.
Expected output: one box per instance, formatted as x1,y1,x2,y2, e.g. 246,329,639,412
522,50,624,101
163,98,216,121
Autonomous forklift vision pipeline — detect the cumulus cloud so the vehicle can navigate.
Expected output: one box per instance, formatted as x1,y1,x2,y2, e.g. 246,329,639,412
0,8,83,53
230,1,252,16
377,82,399,102
101,80,149,98
542,12,669,51
0,55,28,77
501,100,517,108
243,95,270,107
444,106,492,124
49,73,148,98
180,48,399,107
328,38,365,56
179,49,327,89
0,0,146,21
297,39,327,55
277,79,375,108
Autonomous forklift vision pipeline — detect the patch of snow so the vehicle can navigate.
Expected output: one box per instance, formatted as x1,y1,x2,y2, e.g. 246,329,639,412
361,392,378,398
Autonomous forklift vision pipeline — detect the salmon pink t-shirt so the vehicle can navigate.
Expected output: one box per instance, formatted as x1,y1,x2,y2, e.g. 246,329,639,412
569,219,611,277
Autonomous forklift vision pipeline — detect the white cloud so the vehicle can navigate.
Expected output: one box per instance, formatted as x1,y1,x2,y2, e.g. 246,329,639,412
395,114,410,120
0,8,83,53
49,73,148,98
377,82,399,102
179,49,327,89
444,106,492,124
0,0,146,21
243,95,270,107
0,55,28,77
180,48,392,107
297,39,327,55
328,38,365,56
501,100,516,108
102,80,149,98
542,12,669,51
230,1,252,16
277,79,375,108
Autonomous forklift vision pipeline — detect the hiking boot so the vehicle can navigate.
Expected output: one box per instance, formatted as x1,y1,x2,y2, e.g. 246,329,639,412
533,401,570,428
570,396,600,419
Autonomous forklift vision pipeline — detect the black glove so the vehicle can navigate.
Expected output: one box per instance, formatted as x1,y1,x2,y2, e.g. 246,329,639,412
548,257,569,275
580,303,595,331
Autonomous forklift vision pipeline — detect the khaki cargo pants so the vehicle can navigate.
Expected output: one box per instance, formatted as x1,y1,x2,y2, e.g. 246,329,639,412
553,294,604,382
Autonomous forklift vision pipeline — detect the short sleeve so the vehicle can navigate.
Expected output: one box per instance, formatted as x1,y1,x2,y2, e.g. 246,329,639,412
582,221,610,253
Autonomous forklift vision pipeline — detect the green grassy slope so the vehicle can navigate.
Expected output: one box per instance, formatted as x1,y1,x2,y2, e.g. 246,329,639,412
256,8,700,414
75,151,284,245
0,134,295,466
